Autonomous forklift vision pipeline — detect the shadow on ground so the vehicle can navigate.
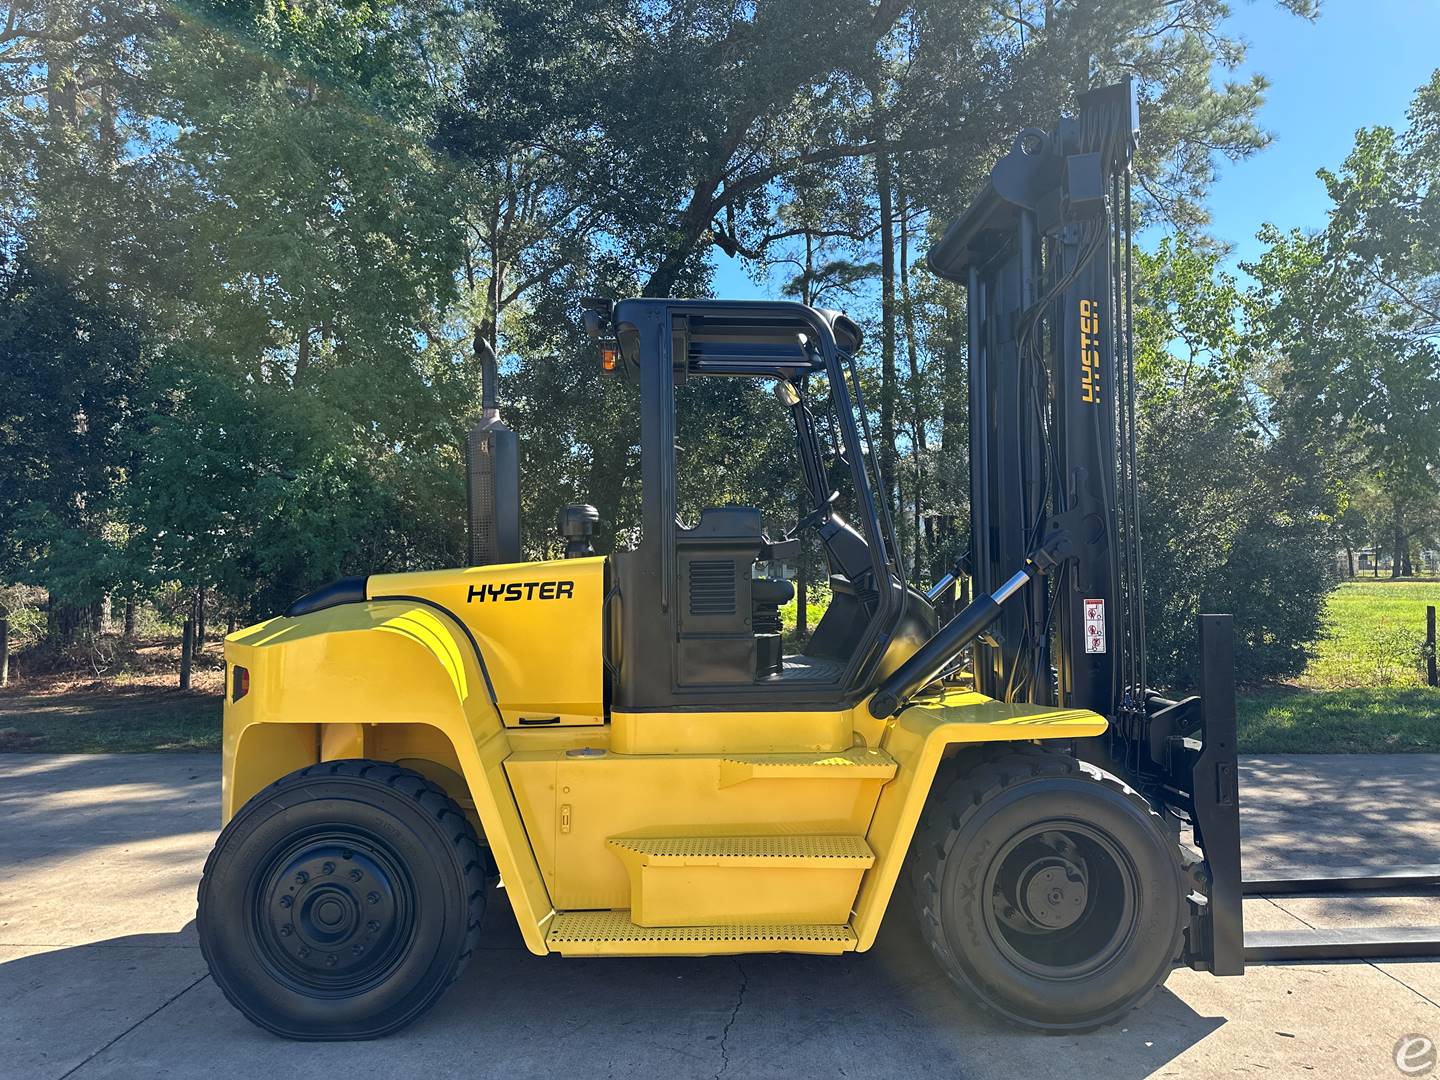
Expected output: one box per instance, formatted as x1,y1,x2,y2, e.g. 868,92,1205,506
0,894,1224,1080
0,754,215,868
7,752,1440,1079
1239,755,1440,871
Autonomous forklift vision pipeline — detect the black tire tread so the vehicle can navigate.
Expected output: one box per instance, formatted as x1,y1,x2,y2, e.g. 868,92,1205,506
907,744,1184,1033
197,758,487,1039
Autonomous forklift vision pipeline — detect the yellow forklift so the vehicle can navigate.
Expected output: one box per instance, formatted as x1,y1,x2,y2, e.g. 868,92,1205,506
198,81,1329,1040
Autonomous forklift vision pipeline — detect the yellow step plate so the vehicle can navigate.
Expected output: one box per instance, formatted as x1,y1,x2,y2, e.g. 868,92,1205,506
607,835,873,926
608,834,874,868
718,746,897,788
546,910,859,956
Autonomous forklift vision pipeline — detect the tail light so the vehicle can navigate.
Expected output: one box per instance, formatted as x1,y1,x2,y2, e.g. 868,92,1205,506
232,665,250,702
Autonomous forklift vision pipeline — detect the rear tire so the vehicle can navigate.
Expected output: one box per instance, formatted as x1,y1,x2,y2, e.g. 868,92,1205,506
198,759,486,1040
909,745,1184,1032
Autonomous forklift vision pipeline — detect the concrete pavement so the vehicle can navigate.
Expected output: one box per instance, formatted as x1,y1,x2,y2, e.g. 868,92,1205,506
1,752,1437,1079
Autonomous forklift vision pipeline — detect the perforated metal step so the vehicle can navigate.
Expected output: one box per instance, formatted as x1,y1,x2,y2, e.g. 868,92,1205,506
546,910,859,955
718,746,897,787
608,834,874,867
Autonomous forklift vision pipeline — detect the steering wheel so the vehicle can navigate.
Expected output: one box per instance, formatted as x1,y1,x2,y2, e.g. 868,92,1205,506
789,490,839,537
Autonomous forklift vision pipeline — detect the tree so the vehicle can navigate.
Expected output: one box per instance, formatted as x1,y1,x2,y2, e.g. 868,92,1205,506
1249,72,1440,579
0,0,1347,672
0,259,148,638
1135,238,1336,687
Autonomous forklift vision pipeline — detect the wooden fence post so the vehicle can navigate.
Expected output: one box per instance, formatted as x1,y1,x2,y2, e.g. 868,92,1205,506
180,618,193,690
1427,605,1437,688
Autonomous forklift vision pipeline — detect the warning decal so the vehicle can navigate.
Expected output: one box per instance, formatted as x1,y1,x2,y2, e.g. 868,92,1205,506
1084,599,1106,654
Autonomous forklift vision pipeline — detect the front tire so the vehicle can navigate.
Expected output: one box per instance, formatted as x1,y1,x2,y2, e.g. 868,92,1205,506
198,759,486,1040
909,746,1184,1032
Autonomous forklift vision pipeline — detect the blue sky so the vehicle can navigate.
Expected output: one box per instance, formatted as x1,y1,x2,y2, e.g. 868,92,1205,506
712,1,1440,298
1206,0,1440,270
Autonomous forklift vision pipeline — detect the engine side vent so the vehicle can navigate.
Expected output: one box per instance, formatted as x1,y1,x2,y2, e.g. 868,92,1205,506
689,559,736,615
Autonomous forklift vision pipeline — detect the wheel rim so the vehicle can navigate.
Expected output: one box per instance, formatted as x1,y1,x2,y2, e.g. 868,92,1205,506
980,821,1139,980
248,829,417,996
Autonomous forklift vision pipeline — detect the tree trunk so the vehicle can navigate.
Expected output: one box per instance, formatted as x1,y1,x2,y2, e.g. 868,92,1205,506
1,616,9,688
47,600,82,646
796,491,809,637
643,194,720,298
874,127,898,516
295,327,310,386
1345,545,1355,578
123,599,135,641
180,619,193,690
1392,523,1405,579
897,179,927,577
194,587,206,654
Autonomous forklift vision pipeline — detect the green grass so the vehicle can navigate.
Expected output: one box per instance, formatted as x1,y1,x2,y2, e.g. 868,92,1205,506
1237,577,1439,753
778,585,832,645
1238,686,1440,753
0,686,222,753
1295,578,1439,691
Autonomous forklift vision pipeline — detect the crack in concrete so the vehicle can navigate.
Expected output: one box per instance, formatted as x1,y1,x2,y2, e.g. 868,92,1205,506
715,957,748,1080
1267,896,1440,1011
58,972,210,1079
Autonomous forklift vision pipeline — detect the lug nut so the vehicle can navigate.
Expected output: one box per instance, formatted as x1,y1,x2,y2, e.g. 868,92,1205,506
295,871,309,885
367,891,380,905
350,869,363,882
322,861,335,875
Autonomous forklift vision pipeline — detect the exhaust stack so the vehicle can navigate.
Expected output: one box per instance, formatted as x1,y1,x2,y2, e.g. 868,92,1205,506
466,338,522,566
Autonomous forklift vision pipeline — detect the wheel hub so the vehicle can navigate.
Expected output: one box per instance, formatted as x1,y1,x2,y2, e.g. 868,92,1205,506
257,839,410,989
1017,859,1087,930
984,823,1136,979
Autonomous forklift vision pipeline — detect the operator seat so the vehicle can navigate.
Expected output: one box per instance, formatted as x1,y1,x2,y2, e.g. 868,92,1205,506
751,576,794,677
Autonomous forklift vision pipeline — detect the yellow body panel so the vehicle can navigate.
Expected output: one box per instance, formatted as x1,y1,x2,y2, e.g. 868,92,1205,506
369,558,606,727
503,748,892,909
222,600,556,955
223,581,1107,959
610,708,851,754
849,689,1109,950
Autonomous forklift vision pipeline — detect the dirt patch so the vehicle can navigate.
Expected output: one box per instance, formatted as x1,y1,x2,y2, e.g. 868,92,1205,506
0,633,225,753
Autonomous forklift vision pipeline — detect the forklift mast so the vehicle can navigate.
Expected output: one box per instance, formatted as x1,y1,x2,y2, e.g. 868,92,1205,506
926,79,1245,975
928,79,1143,719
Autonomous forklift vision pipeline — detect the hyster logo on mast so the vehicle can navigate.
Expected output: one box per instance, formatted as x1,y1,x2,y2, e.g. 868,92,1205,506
1079,298,1102,405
